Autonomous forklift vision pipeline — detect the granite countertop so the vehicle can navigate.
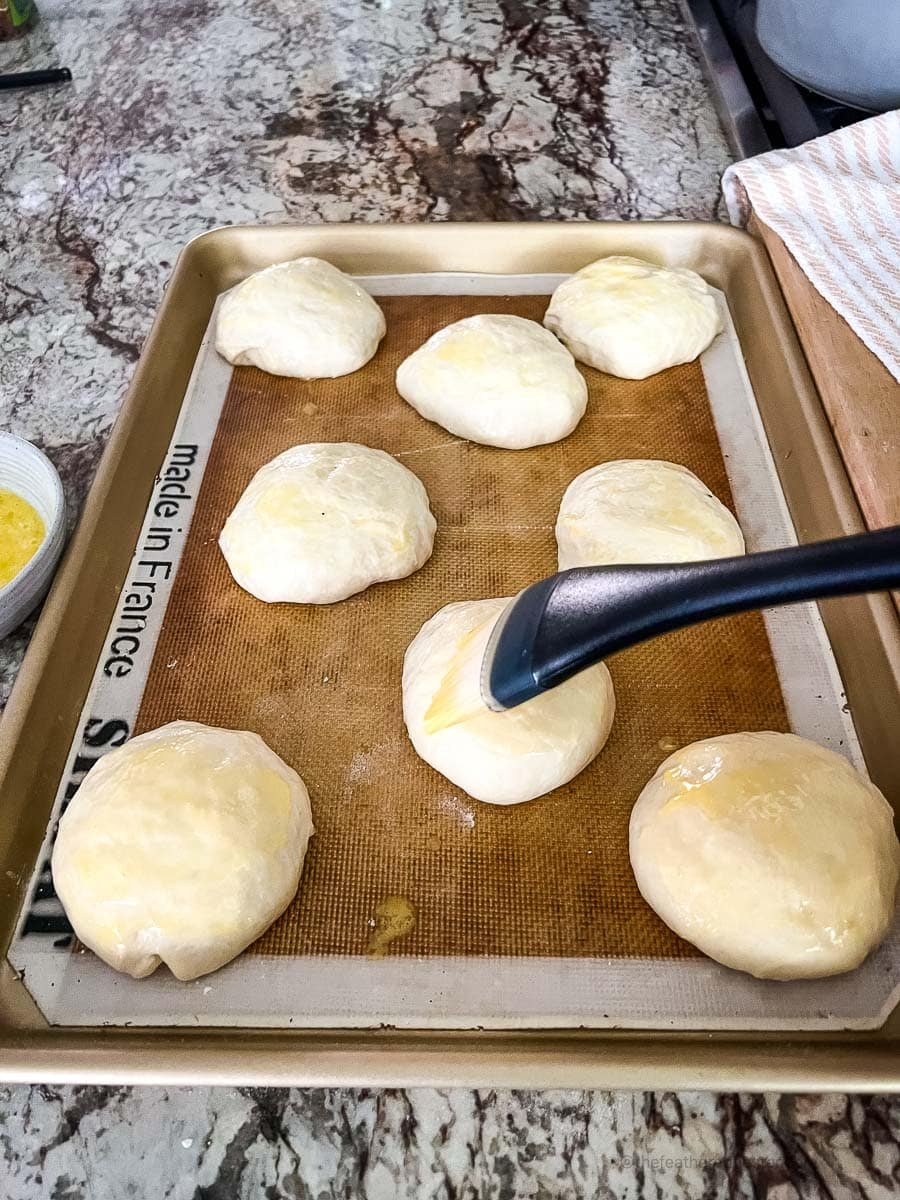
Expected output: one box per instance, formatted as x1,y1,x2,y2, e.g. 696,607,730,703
1,1,896,1195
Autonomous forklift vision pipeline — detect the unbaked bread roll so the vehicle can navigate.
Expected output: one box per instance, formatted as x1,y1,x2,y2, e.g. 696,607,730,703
220,442,436,604
215,257,386,378
52,721,313,981
556,459,744,569
396,314,587,449
629,731,900,980
544,255,722,378
403,598,615,805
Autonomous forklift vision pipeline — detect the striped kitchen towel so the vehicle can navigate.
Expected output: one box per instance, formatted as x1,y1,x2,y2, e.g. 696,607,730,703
722,110,900,382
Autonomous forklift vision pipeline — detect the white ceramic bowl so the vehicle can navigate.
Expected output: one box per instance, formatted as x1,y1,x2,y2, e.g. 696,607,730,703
0,433,66,640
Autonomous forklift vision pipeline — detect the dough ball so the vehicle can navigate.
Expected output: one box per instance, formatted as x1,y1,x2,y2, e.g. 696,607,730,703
396,314,587,449
556,459,744,569
403,598,615,805
51,721,314,981
220,442,436,604
629,731,900,980
544,255,722,378
215,256,386,378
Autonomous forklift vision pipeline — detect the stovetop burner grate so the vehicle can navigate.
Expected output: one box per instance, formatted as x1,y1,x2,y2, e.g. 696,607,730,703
681,0,872,157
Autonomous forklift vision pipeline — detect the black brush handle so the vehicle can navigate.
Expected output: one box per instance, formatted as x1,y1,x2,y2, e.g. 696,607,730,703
489,525,900,708
0,68,72,91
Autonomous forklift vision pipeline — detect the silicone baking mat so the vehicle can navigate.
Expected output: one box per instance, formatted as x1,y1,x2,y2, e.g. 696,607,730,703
136,294,784,960
12,274,896,1030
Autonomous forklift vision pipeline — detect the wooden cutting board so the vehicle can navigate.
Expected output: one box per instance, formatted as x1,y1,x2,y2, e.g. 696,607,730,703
750,215,899,538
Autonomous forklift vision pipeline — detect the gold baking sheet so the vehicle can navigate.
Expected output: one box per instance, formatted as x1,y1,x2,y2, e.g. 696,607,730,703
135,293,787,962
0,222,897,1088
17,273,883,1035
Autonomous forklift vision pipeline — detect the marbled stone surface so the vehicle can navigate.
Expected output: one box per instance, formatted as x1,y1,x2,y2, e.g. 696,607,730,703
3,1,896,1195
2,1086,899,1199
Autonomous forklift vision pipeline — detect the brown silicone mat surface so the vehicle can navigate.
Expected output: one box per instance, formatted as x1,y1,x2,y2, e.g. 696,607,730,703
135,294,789,960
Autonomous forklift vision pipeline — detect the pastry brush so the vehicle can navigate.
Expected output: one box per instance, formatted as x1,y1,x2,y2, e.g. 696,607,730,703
424,525,900,733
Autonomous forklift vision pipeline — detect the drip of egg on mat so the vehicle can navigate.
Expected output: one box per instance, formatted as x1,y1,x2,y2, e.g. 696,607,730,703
367,896,417,958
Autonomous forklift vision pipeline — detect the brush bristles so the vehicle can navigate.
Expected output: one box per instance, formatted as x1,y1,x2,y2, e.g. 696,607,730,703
423,617,495,734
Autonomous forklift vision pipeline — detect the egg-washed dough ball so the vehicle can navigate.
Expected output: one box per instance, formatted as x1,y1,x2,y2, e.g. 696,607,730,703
403,598,615,805
629,731,900,980
556,459,744,569
544,255,722,379
51,721,314,981
220,442,436,604
395,314,588,449
215,256,386,378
